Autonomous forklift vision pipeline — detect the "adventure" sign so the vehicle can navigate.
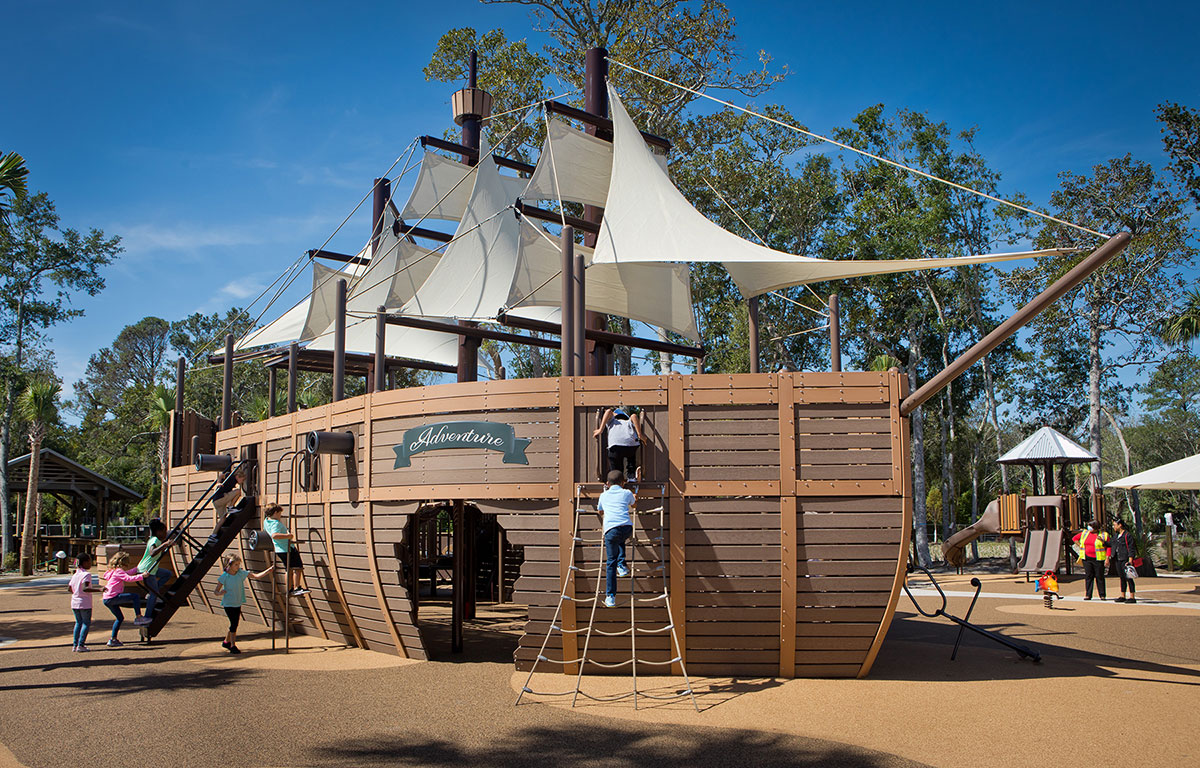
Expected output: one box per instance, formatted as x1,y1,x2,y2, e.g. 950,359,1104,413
392,421,531,468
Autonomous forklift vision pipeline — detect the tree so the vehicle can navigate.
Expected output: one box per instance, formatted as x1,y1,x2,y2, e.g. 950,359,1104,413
1006,156,1196,487
1161,287,1200,346
0,151,29,222
148,384,174,518
17,378,59,576
0,192,120,560
1157,102,1200,206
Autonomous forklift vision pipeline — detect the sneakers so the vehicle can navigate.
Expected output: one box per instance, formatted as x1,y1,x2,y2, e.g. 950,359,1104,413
617,565,630,578
1114,597,1126,603
107,638,123,647
133,616,152,626
76,645,89,652
1083,597,1092,601
604,595,616,608
228,645,241,654
221,640,231,649
1127,598,1137,604
290,588,310,596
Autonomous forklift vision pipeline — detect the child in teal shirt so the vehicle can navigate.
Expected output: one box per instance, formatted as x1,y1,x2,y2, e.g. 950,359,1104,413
213,553,274,653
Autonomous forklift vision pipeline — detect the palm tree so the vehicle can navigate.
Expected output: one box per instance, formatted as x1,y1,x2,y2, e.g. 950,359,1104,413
1161,288,1200,346
18,379,59,576
147,384,174,518
0,151,29,219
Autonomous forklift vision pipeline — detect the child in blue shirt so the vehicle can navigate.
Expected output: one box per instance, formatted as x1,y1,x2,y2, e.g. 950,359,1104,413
213,553,274,654
596,469,636,607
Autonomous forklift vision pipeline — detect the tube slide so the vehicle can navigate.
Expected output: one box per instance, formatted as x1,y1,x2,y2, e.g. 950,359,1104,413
942,500,1001,567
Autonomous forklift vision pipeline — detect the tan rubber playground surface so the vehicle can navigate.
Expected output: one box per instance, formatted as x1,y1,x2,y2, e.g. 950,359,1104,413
2,572,1197,768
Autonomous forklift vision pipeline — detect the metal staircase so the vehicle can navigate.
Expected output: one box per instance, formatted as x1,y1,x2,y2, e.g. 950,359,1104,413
143,461,257,638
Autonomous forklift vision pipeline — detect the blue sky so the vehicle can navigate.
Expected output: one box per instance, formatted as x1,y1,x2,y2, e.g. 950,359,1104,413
5,1,1198,408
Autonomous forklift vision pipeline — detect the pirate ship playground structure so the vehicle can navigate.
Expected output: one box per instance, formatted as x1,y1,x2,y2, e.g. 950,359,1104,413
151,48,1129,681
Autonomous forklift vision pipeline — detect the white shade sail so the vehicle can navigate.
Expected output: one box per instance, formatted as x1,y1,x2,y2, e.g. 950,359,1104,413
523,118,667,209
593,85,1070,297
236,257,362,351
1107,453,1200,490
400,149,527,223
306,317,463,367
401,145,557,325
346,224,442,314
507,219,700,342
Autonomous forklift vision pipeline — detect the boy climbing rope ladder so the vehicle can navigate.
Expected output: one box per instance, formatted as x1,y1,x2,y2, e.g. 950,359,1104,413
594,407,643,482
596,469,636,608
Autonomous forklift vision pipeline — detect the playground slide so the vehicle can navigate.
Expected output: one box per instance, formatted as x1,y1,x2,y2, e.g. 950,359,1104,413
942,500,1001,567
1016,528,1064,573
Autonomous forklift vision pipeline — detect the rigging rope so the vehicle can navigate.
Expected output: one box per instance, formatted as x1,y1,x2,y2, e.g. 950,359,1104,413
607,57,1109,239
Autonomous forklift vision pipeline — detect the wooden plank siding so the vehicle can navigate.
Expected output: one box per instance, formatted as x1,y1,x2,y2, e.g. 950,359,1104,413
165,370,910,678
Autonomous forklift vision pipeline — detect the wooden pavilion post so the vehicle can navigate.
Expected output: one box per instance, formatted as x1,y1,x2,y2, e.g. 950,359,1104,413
828,294,841,372
560,226,576,376
573,250,586,377
748,296,760,373
221,334,233,430
287,342,298,414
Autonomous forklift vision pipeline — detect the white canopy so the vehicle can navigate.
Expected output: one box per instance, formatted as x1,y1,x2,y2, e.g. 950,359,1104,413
347,223,441,314
507,219,700,342
1107,453,1200,490
399,149,527,223
592,85,1071,297
523,118,667,209
306,317,463,367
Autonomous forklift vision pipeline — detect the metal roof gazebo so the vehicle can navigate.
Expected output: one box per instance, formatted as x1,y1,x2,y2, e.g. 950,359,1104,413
998,425,1098,495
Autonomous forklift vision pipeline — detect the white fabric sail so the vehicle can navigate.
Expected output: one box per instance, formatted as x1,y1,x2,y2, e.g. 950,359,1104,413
523,118,666,209
400,149,526,223
236,258,362,350
306,317,463,367
401,145,557,324
345,222,441,314
593,85,1071,297
507,219,700,342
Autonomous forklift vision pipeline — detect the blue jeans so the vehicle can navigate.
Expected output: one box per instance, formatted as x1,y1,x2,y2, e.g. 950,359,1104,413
604,525,632,598
142,568,172,618
72,608,92,647
103,593,142,637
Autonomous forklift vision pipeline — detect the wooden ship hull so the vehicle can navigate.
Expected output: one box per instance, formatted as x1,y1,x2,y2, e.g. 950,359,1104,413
165,370,912,678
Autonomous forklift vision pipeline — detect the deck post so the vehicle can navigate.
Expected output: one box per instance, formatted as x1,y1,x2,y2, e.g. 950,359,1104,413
561,225,576,376
371,177,390,252
333,278,347,402
287,342,298,414
454,51,485,383
573,250,586,377
221,334,233,430
175,357,185,412
583,46,610,375
375,306,387,392
174,357,186,466
748,296,760,373
267,367,277,417
828,293,841,372
452,499,465,653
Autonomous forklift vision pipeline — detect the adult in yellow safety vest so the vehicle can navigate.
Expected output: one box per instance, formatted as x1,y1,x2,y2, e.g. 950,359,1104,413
1072,521,1110,600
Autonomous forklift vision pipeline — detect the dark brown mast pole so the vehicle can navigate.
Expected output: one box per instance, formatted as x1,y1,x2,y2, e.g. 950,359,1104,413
173,357,186,467
828,294,841,372
287,342,298,414
560,225,576,376
583,47,611,375
374,306,387,393
175,357,185,413
371,178,390,253
748,296,760,373
333,278,347,402
455,50,485,384
901,232,1130,416
221,334,233,430
267,368,277,417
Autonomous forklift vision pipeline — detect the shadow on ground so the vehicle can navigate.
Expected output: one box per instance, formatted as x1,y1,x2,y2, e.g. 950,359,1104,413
870,612,1200,685
312,722,930,767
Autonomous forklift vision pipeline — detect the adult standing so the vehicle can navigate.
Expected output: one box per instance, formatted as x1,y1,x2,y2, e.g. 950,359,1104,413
1072,520,1110,601
1111,518,1138,604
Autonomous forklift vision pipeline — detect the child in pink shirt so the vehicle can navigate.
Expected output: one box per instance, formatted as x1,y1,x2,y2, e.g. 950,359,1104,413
67,552,99,652
102,551,151,647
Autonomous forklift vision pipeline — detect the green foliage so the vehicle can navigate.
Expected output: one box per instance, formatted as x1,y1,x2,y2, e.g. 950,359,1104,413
0,151,29,220
18,378,59,431
1156,102,1200,206
1160,287,1200,346
2,552,17,571
1173,551,1200,571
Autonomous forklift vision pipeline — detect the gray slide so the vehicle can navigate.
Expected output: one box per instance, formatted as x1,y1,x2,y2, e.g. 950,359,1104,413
1016,528,1064,574
942,500,1001,568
